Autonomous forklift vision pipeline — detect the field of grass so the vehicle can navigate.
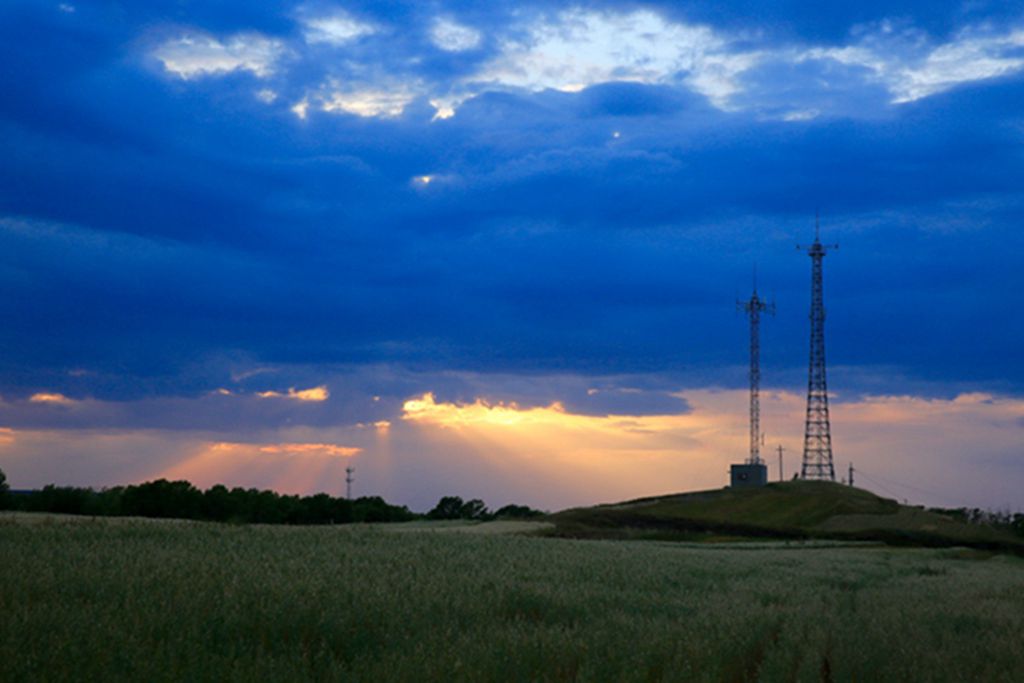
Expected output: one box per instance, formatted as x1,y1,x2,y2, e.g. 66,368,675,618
2,513,1023,681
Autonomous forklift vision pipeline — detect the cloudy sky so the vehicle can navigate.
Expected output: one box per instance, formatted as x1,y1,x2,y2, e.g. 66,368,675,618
1,0,1023,512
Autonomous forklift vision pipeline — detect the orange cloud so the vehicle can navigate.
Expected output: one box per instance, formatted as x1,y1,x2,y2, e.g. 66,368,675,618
256,385,329,401
28,392,75,405
399,391,732,501
258,443,361,457
401,391,709,436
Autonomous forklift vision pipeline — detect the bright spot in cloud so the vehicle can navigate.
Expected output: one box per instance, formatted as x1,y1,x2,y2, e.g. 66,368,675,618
401,392,688,433
399,391,733,502
258,443,361,457
893,29,1024,102
782,109,820,122
803,26,1024,104
256,385,329,402
291,98,310,119
472,9,754,108
431,18,481,52
429,98,457,120
255,88,278,103
321,88,414,118
29,392,74,405
412,174,433,185
153,32,285,79
301,11,376,45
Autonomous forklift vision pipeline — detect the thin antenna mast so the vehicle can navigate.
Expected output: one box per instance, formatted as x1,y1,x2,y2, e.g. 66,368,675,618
345,465,354,499
738,271,775,465
777,444,785,482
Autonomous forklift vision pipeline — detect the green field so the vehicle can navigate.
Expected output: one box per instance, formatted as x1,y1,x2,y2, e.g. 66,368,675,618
2,514,1023,681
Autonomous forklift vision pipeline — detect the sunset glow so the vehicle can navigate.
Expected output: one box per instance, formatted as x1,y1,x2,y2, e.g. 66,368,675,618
1,1,1022,512
0,387,1021,509
258,443,361,457
256,386,330,402
28,393,74,404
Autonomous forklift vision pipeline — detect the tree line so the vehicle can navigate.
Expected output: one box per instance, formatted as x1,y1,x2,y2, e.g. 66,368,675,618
425,495,545,521
930,506,1024,538
0,468,542,525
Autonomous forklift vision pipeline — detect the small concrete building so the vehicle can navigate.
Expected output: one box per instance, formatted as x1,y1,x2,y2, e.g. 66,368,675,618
730,463,768,488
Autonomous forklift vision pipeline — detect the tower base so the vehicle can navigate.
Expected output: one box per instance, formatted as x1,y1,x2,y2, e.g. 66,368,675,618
730,463,768,488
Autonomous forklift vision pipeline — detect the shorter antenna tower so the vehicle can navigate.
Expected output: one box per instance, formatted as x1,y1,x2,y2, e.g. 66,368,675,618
345,465,354,499
738,273,775,465
776,444,785,482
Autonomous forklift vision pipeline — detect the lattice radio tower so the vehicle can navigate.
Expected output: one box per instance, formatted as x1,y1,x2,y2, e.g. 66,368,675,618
738,273,774,465
798,215,837,480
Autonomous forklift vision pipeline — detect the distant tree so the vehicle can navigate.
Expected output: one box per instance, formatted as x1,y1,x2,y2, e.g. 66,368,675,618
1012,513,1024,539
494,504,545,519
201,484,233,522
91,487,124,516
427,496,494,520
0,466,8,509
428,496,465,520
354,495,415,522
460,498,490,520
21,485,85,514
121,479,203,519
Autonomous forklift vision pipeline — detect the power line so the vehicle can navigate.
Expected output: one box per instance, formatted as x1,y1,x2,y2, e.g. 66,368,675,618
854,468,967,507
851,468,905,501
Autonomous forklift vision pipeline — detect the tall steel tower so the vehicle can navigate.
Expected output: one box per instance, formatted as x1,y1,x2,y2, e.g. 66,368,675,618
738,281,774,465
798,216,838,480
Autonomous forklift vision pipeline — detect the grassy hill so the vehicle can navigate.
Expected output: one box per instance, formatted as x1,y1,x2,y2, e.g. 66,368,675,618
549,481,1024,554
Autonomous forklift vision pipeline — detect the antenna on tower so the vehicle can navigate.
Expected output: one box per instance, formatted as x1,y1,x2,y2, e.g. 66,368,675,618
738,271,775,466
797,214,838,480
345,465,354,500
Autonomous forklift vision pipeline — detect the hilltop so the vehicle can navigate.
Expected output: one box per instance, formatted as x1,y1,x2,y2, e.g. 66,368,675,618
549,481,1024,554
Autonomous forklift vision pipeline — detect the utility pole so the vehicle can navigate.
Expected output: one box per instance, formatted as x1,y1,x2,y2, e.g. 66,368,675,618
738,273,775,465
345,465,354,499
777,444,785,482
848,462,854,487
798,213,838,480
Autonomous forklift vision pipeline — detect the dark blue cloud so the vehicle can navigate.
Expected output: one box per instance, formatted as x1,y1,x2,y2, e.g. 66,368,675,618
0,0,1022,413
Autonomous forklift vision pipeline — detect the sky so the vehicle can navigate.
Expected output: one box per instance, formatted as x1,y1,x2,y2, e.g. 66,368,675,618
1,0,1023,512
